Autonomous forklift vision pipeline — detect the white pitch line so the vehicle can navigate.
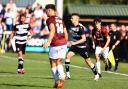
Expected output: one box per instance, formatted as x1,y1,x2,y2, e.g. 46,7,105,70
0,55,128,77
70,64,128,77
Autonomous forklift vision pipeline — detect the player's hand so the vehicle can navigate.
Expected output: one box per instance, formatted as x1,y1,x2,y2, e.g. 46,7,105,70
43,42,50,48
112,45,116,50
102,47,106,52
92,44,95,49
70,41,76,45
27,36,31,41
67,41,72,47
8,42,11,48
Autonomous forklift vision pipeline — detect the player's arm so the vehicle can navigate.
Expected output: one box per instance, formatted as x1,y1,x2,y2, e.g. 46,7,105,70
27,25,33,40
71,34,86,45
112,31,121,49
43,23,55,48
91,30,96,49
8,31,15,48
103,35,110,51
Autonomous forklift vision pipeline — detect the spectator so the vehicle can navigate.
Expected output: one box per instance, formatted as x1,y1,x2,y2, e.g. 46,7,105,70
4,8,13,31
0,4,3,13
25,9,31,23
33,3,43,19
6,0,17,25
120,25,128,61
26,4,33,14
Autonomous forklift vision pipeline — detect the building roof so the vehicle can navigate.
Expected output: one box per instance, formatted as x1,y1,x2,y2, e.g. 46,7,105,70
67,4,128,16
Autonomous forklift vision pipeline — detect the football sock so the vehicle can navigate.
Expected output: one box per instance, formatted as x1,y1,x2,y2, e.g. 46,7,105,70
65,60,70,72
96,61,101,74
57,64,65,79
90,64,98,75
51,67,59,81
115,59,119,71
18,57,24,69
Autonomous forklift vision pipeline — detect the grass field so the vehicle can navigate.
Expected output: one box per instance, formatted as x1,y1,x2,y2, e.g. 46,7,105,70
0,52,128,89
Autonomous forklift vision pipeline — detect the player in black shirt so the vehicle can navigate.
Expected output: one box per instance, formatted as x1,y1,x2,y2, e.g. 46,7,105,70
109,23,121,71
65,13,99,81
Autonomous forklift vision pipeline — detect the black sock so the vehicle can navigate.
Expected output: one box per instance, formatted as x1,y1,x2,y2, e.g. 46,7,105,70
18,58,24,69
91,65,98,75
108,61,112,70
115,59,119,70
65,61,70,72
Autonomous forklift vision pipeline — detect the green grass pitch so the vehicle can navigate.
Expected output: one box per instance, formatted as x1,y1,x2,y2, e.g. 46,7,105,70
0,52,128,89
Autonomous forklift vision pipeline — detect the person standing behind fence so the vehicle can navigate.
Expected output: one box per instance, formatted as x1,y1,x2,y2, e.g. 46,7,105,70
8,14,32,74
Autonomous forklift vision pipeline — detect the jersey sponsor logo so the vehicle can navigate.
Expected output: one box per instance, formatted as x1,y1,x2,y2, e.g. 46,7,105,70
16,24,29,29
71,27,79,32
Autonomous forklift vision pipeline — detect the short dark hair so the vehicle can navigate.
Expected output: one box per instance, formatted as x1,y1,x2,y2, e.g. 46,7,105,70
20,14,26,18
94,17,101,23
71,13,80,17
45,4,56,11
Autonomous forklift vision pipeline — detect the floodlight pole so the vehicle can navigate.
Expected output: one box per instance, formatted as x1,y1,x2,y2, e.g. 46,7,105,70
55,0,63,18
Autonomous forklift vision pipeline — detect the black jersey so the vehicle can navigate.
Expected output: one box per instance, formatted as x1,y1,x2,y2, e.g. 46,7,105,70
68,24,87,48
109,30,121,48
13,23,31,44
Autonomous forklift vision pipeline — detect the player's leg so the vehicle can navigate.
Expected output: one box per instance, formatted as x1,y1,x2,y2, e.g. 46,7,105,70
95,46,102,75
85,58,100,80
55,45,67,88
16,44,25,74
102,47,110,71
65,51,75,79
49,59,60,88
49,45,66,88
17,50,25,74
113,48,119,71
79,48,99,80
56,58,65,88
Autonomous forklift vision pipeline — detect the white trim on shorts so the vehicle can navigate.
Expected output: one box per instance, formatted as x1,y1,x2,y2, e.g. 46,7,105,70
95,46,109,59
49,45,67,59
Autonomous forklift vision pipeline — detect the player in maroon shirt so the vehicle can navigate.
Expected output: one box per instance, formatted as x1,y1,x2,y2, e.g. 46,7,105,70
43,4,68,88
92,17,110,76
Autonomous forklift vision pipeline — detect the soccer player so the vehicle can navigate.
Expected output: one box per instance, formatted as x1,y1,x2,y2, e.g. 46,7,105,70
65,13,99,80
8,14,31,74
43,4,68,88
92,17,110,75
109,23,121,71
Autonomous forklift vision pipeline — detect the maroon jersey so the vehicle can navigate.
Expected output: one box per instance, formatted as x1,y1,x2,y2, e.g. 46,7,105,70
46,16,67,46
92,27,108,47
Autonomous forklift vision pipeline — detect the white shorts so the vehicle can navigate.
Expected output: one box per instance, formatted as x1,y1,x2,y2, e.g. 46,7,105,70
49,45,67,59
95,46,109,59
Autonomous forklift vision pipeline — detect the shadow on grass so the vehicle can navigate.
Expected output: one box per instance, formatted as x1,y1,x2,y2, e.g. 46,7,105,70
0,71,16,74
0,83,52,88
31,76,53,80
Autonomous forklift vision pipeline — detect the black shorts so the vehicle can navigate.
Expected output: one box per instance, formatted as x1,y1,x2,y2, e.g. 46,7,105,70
16,43,26,54
68,46,90,59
